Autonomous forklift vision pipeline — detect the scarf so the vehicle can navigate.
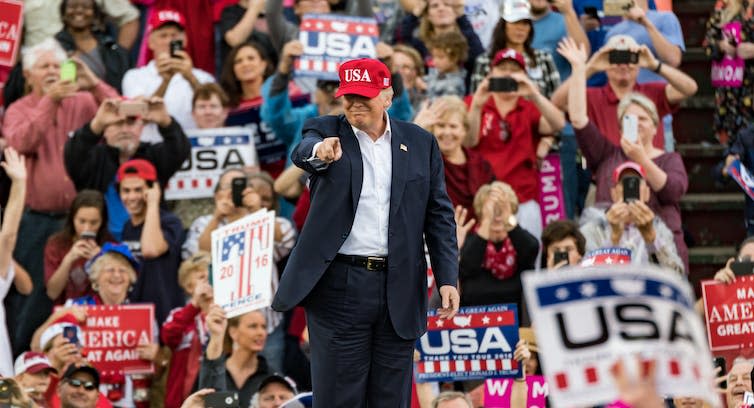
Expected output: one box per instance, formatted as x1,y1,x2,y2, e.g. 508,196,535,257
483,237,517,280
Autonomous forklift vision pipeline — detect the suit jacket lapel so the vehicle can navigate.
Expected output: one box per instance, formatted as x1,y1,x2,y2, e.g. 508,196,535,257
338,116,363,212
390,119,408,218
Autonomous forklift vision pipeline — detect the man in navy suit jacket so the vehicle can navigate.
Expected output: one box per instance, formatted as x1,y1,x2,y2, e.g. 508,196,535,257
272,58,460,407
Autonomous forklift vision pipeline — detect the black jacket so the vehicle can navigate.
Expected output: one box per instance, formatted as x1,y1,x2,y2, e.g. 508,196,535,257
459,226,539,311
55,30,131,92
64,119,191,192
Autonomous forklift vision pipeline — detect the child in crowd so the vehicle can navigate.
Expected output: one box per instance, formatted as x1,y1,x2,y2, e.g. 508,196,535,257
424,31,469,100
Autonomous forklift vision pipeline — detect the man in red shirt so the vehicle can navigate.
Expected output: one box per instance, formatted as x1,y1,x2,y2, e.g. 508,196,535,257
551,34,697,148
467,48,566,238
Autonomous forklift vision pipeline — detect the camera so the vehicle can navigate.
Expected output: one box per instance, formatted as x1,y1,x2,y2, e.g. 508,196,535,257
553,251,570,266
118,100,148,117
80,231,97,241
622,176,641,203
231,177,247,208
205,391,239,408
608,49,639,65
603,0,633,16
170,40,183,58
488,77,518,93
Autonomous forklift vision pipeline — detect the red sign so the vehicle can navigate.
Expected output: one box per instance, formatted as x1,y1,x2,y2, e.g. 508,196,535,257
81,305,154,376
702,276,754,353
0,0,23,67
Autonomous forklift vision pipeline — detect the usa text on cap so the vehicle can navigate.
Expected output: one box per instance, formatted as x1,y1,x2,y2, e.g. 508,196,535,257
334,58,392,99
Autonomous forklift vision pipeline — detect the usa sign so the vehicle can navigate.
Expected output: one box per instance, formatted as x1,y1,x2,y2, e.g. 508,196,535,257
702,275,754,353
0,0,22,67
296,14,378,80
80,304,154,376
165,127,258,200
523,265,719,408
415,304,519,383
211,210,275,318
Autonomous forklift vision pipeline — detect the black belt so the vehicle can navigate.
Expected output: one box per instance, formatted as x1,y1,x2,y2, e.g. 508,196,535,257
334,254,388,271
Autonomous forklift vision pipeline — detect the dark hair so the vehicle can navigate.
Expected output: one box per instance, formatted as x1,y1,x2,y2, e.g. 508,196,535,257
426,30,469,65
540,220,586,268
60,0,106,33
488,18,536,68
738,236,754,259
55,189,109,245
192,83,231,109
220,41,275,107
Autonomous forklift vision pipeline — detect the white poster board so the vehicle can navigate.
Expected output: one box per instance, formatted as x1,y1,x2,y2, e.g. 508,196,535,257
211,210,274,318
522,265,719,408
165,127,258,200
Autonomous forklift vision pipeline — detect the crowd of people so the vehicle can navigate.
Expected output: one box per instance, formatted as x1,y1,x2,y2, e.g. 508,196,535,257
0,0,752,407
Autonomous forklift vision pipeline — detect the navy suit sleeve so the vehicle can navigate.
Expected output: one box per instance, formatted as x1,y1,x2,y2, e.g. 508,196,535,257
423,135,459,288
292,118,328,174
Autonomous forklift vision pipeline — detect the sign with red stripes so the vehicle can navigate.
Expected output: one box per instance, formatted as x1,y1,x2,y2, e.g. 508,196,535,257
415,304,519,382
165,127,257,200
522,265,719,407
211,210,274,318
296,14,378,80
0,0,22,67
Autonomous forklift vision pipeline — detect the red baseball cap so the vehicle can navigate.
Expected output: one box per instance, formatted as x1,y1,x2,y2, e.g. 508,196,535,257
14,352,57,376
117,159,158,183
148,9,186,32
491,48,526,70
334,58,392,99
612,161,646,184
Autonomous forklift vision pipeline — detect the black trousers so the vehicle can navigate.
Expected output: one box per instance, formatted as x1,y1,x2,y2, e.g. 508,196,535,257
305,260,415,408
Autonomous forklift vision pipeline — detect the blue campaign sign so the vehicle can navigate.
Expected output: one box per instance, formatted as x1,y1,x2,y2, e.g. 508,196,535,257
415,304,519,383
295,14,378,80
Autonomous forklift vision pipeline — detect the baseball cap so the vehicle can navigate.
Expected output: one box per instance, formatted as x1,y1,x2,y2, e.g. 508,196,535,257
612,161,646,184
14,352,57,376
116,159,157,183
39,314,82,351
501,0,532,22
491,48,526,70
334,58,392,99
85,242,140,275
62,364,100,388
280,392,313,408
148,9,186,32
258,374,298,394
605,34,639,51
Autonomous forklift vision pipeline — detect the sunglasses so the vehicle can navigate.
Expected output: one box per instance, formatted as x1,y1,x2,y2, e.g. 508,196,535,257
66,379,97,391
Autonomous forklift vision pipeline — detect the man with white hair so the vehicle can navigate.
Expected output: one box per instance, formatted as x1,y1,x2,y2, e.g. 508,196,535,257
2,38,118,356
726,358,753,408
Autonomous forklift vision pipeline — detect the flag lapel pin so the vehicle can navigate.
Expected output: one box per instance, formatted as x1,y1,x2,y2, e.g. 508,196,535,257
400,144,408,152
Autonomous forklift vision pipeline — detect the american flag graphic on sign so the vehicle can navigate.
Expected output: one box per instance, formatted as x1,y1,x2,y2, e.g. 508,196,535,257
296,14,378,80
211,210,275,318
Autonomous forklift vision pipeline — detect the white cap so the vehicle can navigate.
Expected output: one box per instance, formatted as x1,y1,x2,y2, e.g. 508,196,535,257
605,34,639,50
501,0,532,22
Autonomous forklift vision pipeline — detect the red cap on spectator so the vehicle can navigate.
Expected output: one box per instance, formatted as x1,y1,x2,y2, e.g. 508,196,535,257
117,159,157,183
612,161,646,184
491,48,526,70
334,58,392,99
14,352,57,376
148,9,186,32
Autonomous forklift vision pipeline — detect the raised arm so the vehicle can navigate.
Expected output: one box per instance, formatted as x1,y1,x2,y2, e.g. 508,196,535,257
625,6,683,67
553,0,591,55
635,46,697,104
558,38,590,129
223,0,265,48
0,148,26,279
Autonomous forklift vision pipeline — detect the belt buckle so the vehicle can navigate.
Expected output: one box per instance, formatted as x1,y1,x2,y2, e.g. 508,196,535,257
366,256,382,271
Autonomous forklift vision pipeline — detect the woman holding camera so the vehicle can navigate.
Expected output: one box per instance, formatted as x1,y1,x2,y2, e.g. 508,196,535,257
560,37,689,272
44,190,111,305
459,182,539,315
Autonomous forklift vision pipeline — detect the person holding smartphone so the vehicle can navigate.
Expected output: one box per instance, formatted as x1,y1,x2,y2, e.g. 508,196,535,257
560,36,689,273
44,190,112,305
541,219,586,269
579,161,683,273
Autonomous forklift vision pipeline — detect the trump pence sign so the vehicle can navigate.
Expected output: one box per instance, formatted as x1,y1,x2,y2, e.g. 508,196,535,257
523,265,719,408
415,304,519,382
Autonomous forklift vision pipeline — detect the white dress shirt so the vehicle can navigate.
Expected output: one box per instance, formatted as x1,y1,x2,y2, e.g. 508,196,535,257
122,61,215,143
312,114,393,256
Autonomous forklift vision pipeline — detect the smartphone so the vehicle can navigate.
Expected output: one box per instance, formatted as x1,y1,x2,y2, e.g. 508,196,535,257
622,175,641,203
554,250,570,266
713,357,727,389
80,231,97,241
584,6,600,20
609,49,639,65
60,60,77,82
0,379,11,401
488,77,518,93
231,177,247,208
731,261,754,276
170,39,183,58
204,391,239,408
118,100,148,117
622,114,638,143
63,326,80,347
603,0,633,16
